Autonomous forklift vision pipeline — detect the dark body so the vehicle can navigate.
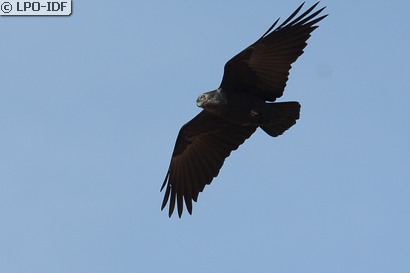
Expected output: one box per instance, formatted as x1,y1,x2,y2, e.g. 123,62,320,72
161,2,327,217
198,88,300,136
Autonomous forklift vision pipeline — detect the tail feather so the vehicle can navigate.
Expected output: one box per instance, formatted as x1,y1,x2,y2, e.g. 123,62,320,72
260,102,300,137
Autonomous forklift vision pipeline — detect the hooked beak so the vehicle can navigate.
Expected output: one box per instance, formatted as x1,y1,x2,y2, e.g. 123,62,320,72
196,94,206,107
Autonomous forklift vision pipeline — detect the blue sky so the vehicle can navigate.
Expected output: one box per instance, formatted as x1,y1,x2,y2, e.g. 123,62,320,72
1,1,409,272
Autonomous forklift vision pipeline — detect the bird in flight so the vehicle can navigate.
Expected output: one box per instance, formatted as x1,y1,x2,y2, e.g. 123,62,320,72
161,2,327,217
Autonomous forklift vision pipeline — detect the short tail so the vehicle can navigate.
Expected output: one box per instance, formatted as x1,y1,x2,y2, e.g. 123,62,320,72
260,102,300,137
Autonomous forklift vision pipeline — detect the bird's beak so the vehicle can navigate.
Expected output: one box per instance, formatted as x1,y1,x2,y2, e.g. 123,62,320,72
196,94,205,107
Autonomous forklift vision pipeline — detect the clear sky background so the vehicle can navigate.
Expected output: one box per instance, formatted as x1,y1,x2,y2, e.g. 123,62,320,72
1,1,409,272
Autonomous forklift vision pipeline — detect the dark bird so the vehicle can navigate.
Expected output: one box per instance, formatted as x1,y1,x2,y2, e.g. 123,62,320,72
161,2,327,217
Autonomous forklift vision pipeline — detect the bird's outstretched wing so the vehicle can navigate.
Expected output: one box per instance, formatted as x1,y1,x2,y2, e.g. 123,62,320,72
220,2,327,101
161,110,257,217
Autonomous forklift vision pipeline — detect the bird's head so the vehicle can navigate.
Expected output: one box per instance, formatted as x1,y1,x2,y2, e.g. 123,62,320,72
196,92,210,108
196,88,227,108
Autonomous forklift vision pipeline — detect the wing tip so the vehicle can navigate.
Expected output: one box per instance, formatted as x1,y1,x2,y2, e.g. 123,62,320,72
160,169,171,192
